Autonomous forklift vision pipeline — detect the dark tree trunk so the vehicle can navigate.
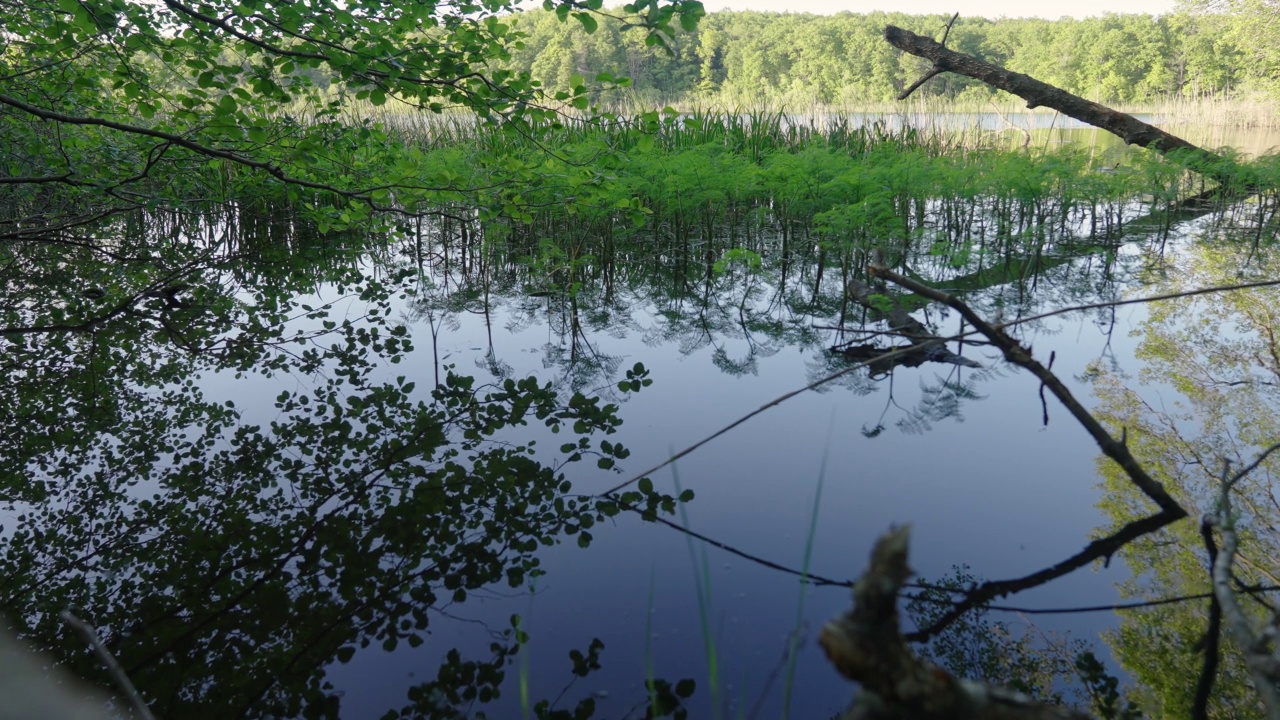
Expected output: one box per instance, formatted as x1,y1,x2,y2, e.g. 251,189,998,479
883,25,1253,191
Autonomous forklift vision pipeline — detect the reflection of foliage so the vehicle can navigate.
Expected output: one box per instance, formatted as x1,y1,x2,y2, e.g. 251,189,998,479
1093,231,1280,720
908,567,1143,720
1075,651,1142,720
895,376,987,435
711,346,758,376
907,567,1085,705
0,216,685,718
379,631,696,720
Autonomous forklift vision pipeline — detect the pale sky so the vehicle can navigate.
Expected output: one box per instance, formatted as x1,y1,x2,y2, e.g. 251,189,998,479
697,0,1178,19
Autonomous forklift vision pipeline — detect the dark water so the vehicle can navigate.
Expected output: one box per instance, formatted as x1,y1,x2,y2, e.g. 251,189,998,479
317,226,1157,718
315,258,1139,718
4,144,1279,718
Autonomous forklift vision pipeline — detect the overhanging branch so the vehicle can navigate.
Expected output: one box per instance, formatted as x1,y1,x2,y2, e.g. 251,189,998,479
883,25,1251,190
868,263,1189,641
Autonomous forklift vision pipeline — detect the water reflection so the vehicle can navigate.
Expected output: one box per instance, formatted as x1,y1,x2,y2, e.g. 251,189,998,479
1092,223,1280,720
0,207,678,718
0,183,1268,717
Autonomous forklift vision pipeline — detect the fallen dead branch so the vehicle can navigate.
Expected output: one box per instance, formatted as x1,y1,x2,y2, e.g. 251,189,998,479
883,24,1254,194
866,261,1188,641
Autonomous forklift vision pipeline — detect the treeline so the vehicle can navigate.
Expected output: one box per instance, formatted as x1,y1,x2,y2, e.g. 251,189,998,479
499,10,1273,106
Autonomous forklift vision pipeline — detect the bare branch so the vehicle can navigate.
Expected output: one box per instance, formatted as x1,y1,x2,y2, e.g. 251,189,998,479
59,611,157,720
897,67,945,102
1230,441,1280,485
1207,463,1280,720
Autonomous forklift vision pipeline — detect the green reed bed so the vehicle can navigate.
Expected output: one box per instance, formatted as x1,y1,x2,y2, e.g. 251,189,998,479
343,106,1280,304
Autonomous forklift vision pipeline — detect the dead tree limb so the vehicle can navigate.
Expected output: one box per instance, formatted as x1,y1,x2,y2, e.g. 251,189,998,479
1205,446,1280,720
867,262,1188,641
883,25,1250,190
841,277,982,373
820,527,1096,720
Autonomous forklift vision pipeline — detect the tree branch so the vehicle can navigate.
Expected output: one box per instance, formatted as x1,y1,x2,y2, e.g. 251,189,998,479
1207,461,1280,720
868,263,1188,641
60,611,157,720
883,25,1252,190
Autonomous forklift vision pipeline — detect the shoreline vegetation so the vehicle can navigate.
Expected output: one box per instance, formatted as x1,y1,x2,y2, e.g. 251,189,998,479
7,0,1280,713
352,94,1280,133
487,9,1280,127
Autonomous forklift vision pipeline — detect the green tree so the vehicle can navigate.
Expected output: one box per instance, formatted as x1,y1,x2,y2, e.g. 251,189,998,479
1179,0,1280,95
1092,236,1280,719
0,0,704,230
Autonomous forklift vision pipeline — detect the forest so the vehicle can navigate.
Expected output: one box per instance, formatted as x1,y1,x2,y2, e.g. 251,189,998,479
5,0,1280,717
498,8,1280,108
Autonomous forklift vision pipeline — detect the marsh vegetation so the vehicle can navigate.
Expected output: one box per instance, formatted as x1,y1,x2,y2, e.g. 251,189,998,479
5,0,1280,716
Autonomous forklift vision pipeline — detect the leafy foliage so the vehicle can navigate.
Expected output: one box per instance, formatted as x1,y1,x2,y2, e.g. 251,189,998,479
0,0,704,231
495,9,1277,106
0,209,686,718
907,566,1087,705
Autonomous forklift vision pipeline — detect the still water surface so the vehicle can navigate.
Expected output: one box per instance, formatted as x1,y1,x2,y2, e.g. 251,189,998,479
314,221,1200,717
7,122,1278,718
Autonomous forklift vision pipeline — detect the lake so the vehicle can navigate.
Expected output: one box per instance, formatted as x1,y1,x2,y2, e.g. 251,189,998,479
3,119,1278,719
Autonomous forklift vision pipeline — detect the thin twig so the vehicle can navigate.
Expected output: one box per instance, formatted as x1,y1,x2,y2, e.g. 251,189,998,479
634,499,1280,617
595,342,930,498
1230,441,1280,485
1016,277,1280,328
59,611,157,720
940,12,960,47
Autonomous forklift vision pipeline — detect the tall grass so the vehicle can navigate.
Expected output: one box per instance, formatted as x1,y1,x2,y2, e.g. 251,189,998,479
782,431,831,720
376,103,1246,303
1117,94,1280,129
672,465,721,720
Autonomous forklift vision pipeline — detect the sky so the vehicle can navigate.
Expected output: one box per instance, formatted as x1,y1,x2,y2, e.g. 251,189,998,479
696,0,1178,19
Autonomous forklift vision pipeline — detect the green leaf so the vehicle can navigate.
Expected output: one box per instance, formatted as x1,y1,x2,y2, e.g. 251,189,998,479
573,12,597,33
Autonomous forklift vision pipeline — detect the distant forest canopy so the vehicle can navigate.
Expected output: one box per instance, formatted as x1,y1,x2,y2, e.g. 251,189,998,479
498,10,1276,107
